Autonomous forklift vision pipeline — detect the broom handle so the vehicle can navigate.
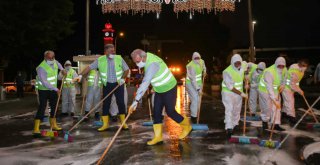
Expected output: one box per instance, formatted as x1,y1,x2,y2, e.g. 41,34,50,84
97,111,132,165
147,89,153,122
243,80,249,136
53,77,65,118
269,93,280,140
302,95,319,123
69,84,121,132
197,76,205,124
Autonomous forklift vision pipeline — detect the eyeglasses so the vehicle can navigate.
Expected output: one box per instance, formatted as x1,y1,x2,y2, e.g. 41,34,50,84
277,65,285,69
193,57,200,60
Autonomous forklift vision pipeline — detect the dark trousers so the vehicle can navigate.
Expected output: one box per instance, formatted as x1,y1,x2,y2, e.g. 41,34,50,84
17,85,24,98
102,83,126,116
153,86,184,124
35,90,58,120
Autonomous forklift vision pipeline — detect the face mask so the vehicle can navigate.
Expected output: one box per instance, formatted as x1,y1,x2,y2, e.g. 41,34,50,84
65,66,71,70
300,67,307,72
136,61,146,68
46,60,55,65
109,54,115,59
194,59,200,64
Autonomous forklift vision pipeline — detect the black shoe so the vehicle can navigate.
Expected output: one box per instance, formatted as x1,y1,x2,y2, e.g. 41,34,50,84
251,113,256,117
70,112,75,117
94,112,100,120
191,117,197,123
281,112,288,120
83,111,89,122
61,113,68,117
111,116,118,122
262,122,268,130
226,129,233,139
288,116,297,125
274,124,285,131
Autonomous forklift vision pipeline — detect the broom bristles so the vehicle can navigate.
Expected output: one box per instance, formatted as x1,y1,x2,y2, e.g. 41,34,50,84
259,140,280,148
41,130,58,137
229,136,259,144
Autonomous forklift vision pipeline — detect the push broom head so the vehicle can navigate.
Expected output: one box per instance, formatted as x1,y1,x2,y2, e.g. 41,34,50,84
307,123,320,129
229,136,260,144
93,121,103,127
142,121,153,126
41,130,58,137
64,131,73,142
259,140,280,148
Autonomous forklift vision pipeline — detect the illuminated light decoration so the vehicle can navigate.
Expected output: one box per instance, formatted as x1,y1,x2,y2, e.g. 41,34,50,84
214,0,240,13
97,0,238,16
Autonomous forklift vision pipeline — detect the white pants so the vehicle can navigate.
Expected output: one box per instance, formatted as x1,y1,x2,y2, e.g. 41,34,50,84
62,87,76,113
109,86,128,116
259,91,281,124
282,88,295,117
249,87,259,114
186,83,200,118
85,86,102,113
222,91,243,130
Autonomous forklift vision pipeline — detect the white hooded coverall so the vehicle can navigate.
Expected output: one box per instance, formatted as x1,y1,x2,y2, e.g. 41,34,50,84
222,54,244,130
259,57,286,125
249,62,266,114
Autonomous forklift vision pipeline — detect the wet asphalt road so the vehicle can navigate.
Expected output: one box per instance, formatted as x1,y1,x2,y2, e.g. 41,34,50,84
0,85,319,165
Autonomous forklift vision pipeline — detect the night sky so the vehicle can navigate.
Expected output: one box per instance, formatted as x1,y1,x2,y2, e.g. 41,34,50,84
56,0,320,68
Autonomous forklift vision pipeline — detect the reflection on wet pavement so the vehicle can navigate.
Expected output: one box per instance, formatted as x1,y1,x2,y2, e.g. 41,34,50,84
0,85,319,164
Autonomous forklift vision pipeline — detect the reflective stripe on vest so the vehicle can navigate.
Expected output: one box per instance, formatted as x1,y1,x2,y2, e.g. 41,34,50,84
144,52,177,93
186,60,204,86
63,68,75,88
285,67,304,90
258,64,287,94
36,60,58,90
97,55,123,86
88,70,102,87
221,65,244,93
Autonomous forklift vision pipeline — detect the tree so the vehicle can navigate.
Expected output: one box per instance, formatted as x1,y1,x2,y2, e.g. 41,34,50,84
0,0,74,80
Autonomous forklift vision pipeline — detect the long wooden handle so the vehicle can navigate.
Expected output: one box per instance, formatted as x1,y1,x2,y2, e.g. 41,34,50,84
269,94,280,140
69,84,121,132
147,89,153,122
196,76,205,124
243,81,249,136
96,111,132,165
302,95,319,123
53,77,65,118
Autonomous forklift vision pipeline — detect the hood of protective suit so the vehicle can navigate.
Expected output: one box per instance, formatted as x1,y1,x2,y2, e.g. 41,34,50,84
192,52,201,64
64,60,71,66
231,54,242,71
258,62,266,70
275,57,286,74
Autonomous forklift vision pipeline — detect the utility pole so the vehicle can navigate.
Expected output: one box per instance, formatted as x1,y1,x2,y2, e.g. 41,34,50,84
85,0,90,55
248,0,255,62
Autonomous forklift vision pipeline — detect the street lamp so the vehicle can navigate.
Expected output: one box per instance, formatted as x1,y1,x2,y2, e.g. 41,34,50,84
115,32,125,53
252,20,257,32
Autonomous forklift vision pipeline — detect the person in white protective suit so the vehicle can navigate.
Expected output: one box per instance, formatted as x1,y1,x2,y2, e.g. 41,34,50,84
221,54,248,139
282,59,309,124
258,57,287,131
59,60,78,116
248,62,266,116
186,52,207,123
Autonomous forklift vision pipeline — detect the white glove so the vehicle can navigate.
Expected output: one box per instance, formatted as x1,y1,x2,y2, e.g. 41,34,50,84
119,78,125,85
129,101,138,113
72,75,82,83
240,92,248,99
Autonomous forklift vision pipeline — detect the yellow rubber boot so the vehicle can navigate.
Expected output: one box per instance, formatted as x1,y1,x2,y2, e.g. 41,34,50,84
147,124,163,145
119,114,129,130
33,119,41,134
178,117,192,139
98,116,109,131
50,118,62,131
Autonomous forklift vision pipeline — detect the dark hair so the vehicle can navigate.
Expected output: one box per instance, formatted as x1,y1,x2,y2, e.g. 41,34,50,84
104,44,114,50
298,58,309,65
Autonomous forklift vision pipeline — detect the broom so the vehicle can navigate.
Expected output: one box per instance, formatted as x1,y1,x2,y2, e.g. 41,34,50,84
192,76,209,131
302,95,320,129
64,84,121,142
229,80,259,144
96,105,135,165
41,76,65,138
259,94,281,148
142,89,154,126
